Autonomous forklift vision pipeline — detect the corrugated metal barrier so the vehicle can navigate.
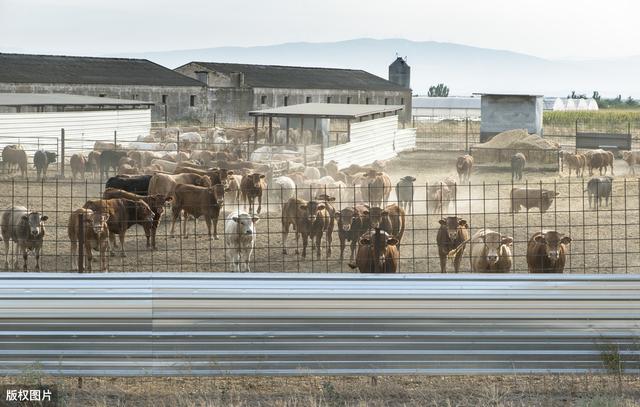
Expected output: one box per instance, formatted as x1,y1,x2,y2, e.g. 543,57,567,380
1,273,639,376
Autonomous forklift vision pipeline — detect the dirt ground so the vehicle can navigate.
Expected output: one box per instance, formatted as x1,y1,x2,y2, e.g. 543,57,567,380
0,150,638,274
2,374,639,406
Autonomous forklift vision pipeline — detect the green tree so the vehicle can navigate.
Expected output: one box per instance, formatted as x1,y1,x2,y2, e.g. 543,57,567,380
428,83,449,97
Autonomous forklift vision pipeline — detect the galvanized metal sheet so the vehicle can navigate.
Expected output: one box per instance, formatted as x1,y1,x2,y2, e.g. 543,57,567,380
0,273,638,376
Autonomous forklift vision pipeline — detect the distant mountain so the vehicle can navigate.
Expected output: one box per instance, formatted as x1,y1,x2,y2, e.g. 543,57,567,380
114,38,640,98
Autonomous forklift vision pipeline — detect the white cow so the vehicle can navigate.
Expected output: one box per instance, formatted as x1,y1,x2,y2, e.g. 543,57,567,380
271,176,297,203
303,166,321,180
224,211,259,272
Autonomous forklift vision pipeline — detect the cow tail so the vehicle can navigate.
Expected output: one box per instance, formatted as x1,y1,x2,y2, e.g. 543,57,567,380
447,237,471,259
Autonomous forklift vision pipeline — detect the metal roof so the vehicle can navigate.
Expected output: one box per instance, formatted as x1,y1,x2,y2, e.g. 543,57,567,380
249,103,404,118
412,96,480,109
0,93,154,107
1,272,639,376
184,61,410,91
474,93,544,97
0,53,205,87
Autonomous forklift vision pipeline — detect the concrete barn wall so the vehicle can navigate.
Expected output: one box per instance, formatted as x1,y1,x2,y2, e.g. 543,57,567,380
0,83,207,124
480,95,543,141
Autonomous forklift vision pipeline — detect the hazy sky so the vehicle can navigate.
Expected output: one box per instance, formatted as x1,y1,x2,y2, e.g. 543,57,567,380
1,0,638,59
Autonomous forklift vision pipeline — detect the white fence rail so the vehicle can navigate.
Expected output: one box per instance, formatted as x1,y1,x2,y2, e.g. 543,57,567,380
1,273,638,377
323,116,416,168
0,109,151,154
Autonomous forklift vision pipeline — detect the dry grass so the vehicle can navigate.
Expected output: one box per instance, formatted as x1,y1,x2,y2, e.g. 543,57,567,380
2,374,638,406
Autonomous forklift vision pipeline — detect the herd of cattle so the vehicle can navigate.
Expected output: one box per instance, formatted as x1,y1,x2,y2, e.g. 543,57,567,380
0,138,637,274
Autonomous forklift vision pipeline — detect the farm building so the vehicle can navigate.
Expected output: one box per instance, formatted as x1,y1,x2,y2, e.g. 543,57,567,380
478,93,544,142
544,97,599,111
0,53,206,123
0,93,153,169
174,60,412,126
411,96,481,120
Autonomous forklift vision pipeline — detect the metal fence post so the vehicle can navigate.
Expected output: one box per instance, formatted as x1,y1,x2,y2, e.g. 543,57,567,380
78,212,84,274
60,128,65,178
465,117,469,153
114,130,117,149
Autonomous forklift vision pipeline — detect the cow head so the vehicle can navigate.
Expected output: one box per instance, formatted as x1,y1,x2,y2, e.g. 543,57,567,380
22,212,48,238
540,190,560,212
482,231,513,265
250,173,266,187
136,201,155,224
439,217,467,240
195,175,212,188
315,193,336,204
85,209,109,235
366,207,388,229
360,229,398,272
336,207,358,232
232,213,259,236
534,231,571,263
211,184,226,207
299,200,325,223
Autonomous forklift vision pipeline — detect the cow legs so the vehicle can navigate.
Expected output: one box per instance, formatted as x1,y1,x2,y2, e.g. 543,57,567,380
257,195,262,214
350,240,357,262
119,233,127,257
22,247,29,272
70,241,78,271
170,207,181,237
109,234,117,256
204,217,212,239
314,232,322,259
212,217,219,240
4,239,10,269
453,252,463,273
301,232,309,258
100,240,109,272
339,235,346,260
439,255,447,273
85,244,93,272
282,221,290,254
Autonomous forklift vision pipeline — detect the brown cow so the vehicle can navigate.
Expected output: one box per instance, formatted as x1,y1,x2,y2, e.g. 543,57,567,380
171,183,226,239
86,151,101,179
510,187,559,213
427,179,455,214
563,152,586,178
365,204,406,248
315,193,337,258
82,198,155,257
526,230,571,273
622,150,640,175
70,153,87,180
281,198,329,259
335,204,371,261
585,149,614,176
240,173,267,214
148,172,211,199
102,187,172,250
456,154,473,183
68,208,110,272
436,217,469,273
1,145,28,178
361,170,392,207
448,229,513,273
174,165,232,186
348,228,399,273
225,174,242,207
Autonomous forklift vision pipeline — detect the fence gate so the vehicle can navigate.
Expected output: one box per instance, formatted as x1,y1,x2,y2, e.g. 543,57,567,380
575,120,631,150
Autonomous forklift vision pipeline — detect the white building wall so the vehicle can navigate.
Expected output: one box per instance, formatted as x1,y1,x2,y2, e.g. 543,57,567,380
0,109,151,155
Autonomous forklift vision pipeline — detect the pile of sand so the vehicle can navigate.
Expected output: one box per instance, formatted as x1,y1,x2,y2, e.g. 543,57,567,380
477,129,559,150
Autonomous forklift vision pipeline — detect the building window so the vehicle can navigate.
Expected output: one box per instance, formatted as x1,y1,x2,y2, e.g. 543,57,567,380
326,96,332,103
99,94,106,98
162,94,168,104
190,95,196,107
400,97,404,105
365,97,370,104
195,71,208,84
132,94,139,100
347,97,351,104
384,98,389,105
284,96,289,106
260,95,267,104
306,96,312,103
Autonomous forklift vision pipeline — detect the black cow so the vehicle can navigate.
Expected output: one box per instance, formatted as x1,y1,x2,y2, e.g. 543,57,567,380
33,150,57,181
105,174,152,196
100,150,128,178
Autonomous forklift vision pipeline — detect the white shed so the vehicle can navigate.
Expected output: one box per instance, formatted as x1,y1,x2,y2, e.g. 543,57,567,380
0,93,153,156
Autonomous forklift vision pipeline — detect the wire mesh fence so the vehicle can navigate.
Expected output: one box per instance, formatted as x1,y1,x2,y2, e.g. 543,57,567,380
0,177,638,274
